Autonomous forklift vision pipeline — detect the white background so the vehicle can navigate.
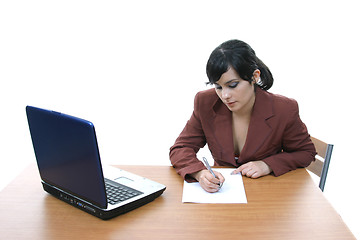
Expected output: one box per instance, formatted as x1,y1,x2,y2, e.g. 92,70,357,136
1,0,359,238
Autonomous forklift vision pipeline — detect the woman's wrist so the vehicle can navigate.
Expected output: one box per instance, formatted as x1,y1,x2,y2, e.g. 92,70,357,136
190,169,206,181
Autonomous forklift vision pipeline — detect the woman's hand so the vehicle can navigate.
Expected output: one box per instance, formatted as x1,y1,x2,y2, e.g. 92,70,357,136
232,161,272,178
191,170,225,193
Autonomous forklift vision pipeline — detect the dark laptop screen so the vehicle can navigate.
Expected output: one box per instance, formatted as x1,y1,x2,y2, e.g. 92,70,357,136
26,106,107,208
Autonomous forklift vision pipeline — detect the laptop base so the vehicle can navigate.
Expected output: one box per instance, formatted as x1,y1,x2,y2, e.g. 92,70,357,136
42,182,166,220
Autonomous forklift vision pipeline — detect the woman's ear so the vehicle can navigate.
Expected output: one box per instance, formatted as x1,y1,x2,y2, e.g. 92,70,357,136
253,69,261,83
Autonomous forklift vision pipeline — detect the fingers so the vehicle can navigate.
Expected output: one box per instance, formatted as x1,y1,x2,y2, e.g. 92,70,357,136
200,178,221,193
214,171,225,184
231,167,242,175
231,164,248,175
236,161,272,179
198,170,224,193
243,168,260,178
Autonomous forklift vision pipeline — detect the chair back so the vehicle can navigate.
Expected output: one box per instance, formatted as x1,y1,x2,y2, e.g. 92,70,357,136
306,136,334,191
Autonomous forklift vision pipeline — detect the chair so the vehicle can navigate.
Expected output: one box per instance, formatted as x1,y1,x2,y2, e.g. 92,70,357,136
306,136,334,192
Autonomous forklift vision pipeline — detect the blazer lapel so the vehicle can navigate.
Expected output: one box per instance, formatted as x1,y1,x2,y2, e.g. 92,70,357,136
211,98,236,165
241,89,274,160
209,89,274,165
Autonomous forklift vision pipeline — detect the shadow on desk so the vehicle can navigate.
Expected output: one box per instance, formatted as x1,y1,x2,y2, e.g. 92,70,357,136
41,194,168,239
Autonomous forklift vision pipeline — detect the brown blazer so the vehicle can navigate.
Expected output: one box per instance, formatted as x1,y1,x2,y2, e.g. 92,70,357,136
170,88,316,182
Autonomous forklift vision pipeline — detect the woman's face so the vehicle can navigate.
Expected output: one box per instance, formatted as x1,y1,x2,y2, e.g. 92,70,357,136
214,67,256,115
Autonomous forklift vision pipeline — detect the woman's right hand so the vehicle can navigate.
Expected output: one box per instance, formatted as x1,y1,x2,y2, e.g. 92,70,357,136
191,170,225,193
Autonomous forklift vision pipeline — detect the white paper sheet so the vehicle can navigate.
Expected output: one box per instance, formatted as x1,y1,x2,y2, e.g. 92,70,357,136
182,168,247,204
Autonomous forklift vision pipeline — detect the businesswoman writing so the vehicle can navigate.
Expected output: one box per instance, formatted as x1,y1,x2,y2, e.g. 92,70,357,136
169,39,316,193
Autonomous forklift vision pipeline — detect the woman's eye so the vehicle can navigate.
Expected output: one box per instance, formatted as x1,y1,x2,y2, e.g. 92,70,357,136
215,85,222,90
229,82,239,88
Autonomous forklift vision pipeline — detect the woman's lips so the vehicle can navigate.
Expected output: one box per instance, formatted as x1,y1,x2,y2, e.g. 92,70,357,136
225,101,236,107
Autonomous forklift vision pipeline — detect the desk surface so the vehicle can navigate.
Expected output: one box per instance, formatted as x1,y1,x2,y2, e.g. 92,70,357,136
0,165,355,240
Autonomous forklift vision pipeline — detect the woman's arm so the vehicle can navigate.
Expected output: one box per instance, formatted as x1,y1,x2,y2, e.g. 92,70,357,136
261,100,316,176
169,92,208,182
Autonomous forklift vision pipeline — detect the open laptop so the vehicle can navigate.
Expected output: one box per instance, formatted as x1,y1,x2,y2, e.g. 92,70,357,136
26,106,166,220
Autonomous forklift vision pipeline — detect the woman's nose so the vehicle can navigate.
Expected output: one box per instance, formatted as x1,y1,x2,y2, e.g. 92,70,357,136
222,89,231,100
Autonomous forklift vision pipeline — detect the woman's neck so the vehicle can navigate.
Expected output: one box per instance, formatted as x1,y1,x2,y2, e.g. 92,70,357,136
232,92,256,118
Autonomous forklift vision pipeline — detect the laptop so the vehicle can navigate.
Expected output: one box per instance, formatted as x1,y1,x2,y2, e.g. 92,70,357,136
26,106,166,220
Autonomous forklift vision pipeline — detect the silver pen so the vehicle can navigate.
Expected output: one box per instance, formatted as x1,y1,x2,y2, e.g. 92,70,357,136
202,157,223,188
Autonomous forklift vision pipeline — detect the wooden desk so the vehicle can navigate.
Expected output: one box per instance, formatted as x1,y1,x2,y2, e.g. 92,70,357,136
0,165,355,240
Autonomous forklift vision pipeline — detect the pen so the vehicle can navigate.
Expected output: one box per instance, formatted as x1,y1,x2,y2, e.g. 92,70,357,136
202,157,223,188
202,157,216,178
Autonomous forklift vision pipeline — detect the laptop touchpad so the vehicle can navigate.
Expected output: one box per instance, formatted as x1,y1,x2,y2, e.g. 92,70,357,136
115,176,134,185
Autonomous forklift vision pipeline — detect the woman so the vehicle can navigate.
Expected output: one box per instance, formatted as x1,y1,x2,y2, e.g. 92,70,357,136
169,39,316,193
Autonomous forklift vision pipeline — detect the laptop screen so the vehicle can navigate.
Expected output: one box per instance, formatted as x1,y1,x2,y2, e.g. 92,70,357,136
26,106,108,209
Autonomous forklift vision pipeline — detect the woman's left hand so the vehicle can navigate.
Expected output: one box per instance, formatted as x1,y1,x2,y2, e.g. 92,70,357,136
231,161,272,178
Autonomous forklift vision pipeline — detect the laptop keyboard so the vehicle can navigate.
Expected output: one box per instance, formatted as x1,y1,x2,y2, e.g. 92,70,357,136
105,179,143,205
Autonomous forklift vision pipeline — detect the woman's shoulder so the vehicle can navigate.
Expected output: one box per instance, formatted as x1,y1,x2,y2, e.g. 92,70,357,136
261,89,298,111
196,88,217,98
194,88,219,105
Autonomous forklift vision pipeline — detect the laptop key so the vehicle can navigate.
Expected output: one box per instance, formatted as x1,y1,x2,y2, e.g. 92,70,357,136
105,179,143,205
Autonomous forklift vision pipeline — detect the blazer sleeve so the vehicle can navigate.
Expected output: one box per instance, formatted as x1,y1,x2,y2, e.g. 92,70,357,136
261,100,316,176
169,92,207,182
